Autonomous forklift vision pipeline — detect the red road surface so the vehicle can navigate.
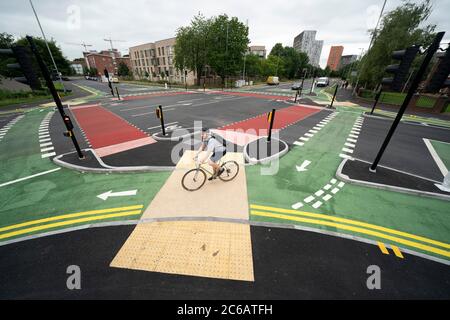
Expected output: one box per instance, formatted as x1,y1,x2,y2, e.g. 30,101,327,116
219,105,319,134
70,104,150,149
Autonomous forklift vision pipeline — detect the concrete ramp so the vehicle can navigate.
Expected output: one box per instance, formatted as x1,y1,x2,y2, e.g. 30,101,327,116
110,151,254,281
141,150,249,220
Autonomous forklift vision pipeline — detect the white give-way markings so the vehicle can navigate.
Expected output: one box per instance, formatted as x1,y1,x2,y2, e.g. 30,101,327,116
0,168,61,188
0,114,24,142
339,116,363,160
39,111,56,158
291,178,345,210
293,112,337,147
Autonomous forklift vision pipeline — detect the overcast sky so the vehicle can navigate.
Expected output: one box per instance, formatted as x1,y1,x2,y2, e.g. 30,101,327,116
1,0,449,68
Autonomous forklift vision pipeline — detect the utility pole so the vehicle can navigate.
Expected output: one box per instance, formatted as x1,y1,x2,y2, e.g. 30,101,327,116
225,22,229,88
353,0,388,96
29,0,66,93
242,19,248,82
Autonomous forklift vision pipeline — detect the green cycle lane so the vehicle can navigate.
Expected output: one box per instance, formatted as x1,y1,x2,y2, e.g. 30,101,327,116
0,108,170,243
246,110,450,261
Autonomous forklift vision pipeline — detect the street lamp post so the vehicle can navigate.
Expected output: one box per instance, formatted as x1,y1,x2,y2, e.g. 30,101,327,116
29,0,66,93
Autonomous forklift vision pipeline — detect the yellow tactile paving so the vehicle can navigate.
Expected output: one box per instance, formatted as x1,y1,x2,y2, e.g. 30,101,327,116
141,150,249,220
110,220,254,282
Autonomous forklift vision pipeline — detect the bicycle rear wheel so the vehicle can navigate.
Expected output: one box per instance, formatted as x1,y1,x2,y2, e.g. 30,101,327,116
182,169,207,191
219,161,240,182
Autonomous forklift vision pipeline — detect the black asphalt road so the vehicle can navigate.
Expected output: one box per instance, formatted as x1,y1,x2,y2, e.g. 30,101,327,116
0,114,17,129
58,90,331,167
0,224,448,299
76,79,167,95
354,116,450,181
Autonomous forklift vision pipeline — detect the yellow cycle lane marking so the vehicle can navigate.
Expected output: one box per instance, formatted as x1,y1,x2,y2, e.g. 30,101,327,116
0,205,144,241
251,210,450,259
250,204,450,250
111,151,255,281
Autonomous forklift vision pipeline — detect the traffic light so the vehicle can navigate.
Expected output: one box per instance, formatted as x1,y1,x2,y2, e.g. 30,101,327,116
382,46,420,92
0,45,42,90
62,115,74,137
425,45,450,93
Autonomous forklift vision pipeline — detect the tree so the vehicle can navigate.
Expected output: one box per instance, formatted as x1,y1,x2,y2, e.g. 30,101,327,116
358,0,436,88
267,43,309,79
15,36,73,76
174,13,211,86
260,55,281,78
118,62,131,77
243,54,262,78
206,14,249,83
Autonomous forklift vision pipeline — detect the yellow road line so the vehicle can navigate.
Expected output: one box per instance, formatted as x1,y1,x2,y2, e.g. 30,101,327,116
391,245,404,259
0,210,142,240
0,205,144,233
377,242,389,255
251,210,450,258
250,204,450,250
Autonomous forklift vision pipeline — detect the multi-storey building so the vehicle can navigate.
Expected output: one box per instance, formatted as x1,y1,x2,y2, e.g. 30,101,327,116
129,37,196,85
339,54,357,70
248,45,266,58
326,46,344,71
293,30,323,67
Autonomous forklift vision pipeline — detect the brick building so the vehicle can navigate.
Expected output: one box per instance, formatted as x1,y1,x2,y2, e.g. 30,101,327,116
326,46,344,71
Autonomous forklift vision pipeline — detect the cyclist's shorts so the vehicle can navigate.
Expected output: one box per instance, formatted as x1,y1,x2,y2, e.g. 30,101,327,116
211,149,226,162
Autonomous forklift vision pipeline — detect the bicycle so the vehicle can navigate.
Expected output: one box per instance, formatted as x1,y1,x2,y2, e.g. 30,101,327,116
181,156,240,191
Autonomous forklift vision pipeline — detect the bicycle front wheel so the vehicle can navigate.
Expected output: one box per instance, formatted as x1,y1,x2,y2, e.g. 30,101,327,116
182,169,207,191
219,161,240,182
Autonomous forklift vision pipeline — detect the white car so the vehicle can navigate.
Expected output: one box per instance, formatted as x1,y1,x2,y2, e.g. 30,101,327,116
316,77,330,87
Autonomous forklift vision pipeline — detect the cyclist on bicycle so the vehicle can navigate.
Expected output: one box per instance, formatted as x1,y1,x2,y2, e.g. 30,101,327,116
194,128,227,180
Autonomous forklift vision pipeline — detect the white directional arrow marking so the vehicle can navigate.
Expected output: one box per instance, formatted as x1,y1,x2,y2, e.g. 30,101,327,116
296,160,311,172
97,190,138,201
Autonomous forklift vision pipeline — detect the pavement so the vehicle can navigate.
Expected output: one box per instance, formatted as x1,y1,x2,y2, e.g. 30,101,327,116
1,79,449,299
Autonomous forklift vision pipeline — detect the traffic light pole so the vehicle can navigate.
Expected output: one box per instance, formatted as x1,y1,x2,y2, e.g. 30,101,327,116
370,88,382,115
267,109,276,142
26,36,84,159
157,105,165,136
370,31,445,172
329,84,338,108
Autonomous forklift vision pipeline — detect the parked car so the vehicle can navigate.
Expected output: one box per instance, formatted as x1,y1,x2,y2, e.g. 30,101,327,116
291,82,302,90
316,77,330,87
267,76,279,85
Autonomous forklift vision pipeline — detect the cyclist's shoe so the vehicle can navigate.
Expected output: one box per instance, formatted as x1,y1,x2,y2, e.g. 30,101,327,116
208,175,215,181
217,167,225,177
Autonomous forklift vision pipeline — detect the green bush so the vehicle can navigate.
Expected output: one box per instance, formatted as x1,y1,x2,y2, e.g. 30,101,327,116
0,89,48,99
358,89,436,108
